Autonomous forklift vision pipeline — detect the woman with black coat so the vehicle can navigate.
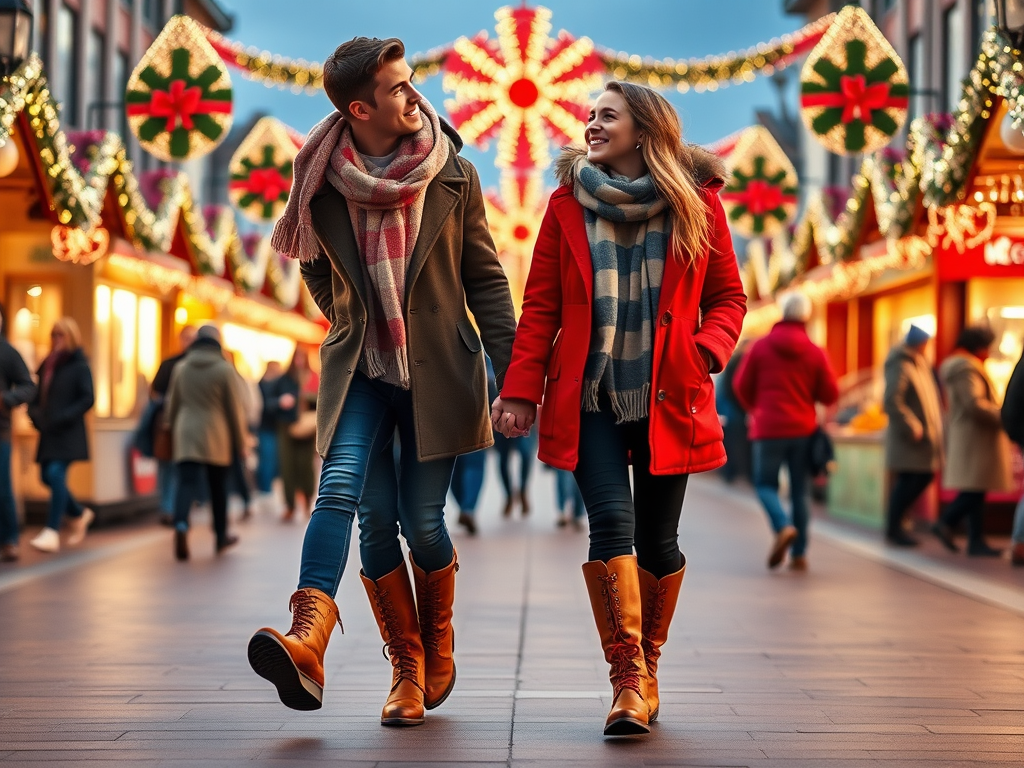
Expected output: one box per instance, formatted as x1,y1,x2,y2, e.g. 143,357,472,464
28,317,95,553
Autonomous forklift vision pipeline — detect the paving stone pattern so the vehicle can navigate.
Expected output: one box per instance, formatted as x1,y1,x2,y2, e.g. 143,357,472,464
1,473,1022,766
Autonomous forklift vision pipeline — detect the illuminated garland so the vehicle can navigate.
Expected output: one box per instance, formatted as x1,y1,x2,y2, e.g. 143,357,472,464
0,57,318,322
203,25,451,92
195,9,833,95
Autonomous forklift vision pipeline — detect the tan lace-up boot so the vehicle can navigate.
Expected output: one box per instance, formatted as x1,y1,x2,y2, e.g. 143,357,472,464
361,564,426,726
248,588,341,710
582,554,650,736
638,560,686,722
410,551,459,709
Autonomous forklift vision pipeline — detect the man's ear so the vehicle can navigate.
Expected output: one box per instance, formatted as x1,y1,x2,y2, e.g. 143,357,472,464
348,100,371,121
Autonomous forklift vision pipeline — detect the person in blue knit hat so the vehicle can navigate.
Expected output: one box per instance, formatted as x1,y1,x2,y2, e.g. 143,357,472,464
882,324,943,546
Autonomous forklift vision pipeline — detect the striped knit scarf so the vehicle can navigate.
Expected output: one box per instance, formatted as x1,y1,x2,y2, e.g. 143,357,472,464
272,100,449,388
571,156,669,423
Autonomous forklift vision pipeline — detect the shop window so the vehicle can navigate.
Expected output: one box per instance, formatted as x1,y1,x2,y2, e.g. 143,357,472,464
55,4,79,126
967,277,1024,400
87,28,105,129
944,4,965,113
94,286,161,419
220,323,296,382
4,281,63,374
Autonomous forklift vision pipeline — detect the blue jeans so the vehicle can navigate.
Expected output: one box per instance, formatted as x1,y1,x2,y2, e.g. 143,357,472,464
555,468,585,519
297,372,456,593
450,450,487,517
0,440,18,546
40,460,85,531
1012,493,1024,545
752,437,811,557
255,427,279,493
157,459,178,515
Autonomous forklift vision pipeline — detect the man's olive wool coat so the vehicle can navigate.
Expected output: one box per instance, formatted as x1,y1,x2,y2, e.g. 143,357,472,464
300,127,517,461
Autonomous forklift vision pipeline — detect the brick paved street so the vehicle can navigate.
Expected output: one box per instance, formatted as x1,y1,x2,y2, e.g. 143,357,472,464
1,471,1023,767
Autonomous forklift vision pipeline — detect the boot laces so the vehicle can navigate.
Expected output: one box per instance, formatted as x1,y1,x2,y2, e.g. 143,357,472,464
642,584,668,669
609,643,643,696
287,591,329,639
374,588,420,684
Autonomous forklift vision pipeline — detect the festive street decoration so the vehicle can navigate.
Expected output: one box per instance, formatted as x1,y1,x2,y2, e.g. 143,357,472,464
228,117,300,223
443,5,604,170
720,126,798,238
51,225,109,265
799,5,908,155
483,173,549,308
926,203,997,254
125,15,233,161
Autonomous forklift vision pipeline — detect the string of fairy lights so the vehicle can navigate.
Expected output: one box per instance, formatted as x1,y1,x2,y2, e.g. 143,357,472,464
3,9,1024,330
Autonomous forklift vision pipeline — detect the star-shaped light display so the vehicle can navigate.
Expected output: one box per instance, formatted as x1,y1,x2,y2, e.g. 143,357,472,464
443,5,604,171
484,173,549,313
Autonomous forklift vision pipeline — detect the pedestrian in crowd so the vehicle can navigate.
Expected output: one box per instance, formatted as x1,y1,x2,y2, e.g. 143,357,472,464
932,325,1011,557
1002,345,1024,566
552,467,585,530
256,361,283,499
27,317,95,554
0,303,36,562
732,291,838,572
151,325,197,525
717,339,751,483
493,428,537,517
882,325,944,547
224,349,257,520
248,37,516,727
493,81,745,735
164,324,248,561
272,347,318,522
449,356,499,536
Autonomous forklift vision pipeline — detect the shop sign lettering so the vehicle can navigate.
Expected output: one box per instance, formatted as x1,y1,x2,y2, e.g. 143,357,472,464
984,236,1024,266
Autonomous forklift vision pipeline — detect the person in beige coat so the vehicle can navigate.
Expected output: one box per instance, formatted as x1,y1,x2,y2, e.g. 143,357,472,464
247,37,516,725
932,326,1012,556
882,325,944,547
165,325,248,561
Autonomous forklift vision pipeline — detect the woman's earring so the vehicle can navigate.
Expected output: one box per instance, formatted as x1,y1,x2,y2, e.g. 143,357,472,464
636,143,642,150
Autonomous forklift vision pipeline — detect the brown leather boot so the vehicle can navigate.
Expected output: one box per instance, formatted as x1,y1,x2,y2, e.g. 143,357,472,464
582,555,650,736
361,564,426,726
410,551,458,710
638,560,686,723
248,588,341,711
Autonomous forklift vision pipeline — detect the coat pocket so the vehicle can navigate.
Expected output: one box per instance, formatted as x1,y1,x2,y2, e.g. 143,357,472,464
456,318,482,353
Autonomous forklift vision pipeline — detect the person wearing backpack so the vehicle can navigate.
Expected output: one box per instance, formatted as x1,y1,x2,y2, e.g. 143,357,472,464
1002,347,1024,566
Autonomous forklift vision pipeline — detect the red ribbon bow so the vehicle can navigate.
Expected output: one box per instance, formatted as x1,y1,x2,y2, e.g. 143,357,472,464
839,74,891,124
150,80,203,132
230,167,291,203
721,179,795,216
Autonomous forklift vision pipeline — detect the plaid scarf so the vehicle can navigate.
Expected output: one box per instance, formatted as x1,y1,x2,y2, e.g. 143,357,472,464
571,155,669,423
272,100,450,388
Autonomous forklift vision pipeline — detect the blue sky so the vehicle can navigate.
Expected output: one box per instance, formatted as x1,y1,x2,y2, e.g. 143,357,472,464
217,0,805,187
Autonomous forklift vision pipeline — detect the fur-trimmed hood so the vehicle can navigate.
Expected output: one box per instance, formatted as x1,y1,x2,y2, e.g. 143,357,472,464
553,143,727,190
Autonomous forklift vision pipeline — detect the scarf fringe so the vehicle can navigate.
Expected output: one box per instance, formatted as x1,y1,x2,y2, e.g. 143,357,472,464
581,380,650,423
363,348,411,390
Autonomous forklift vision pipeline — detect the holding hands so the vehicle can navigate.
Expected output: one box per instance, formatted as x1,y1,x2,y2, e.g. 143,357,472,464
491,396,536,438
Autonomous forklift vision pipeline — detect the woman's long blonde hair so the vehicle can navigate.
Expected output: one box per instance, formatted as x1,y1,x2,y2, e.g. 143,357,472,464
605,81,712,264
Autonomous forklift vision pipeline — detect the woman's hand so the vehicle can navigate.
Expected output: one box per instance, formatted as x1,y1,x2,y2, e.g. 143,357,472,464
279,393,296,410
491,396,536,438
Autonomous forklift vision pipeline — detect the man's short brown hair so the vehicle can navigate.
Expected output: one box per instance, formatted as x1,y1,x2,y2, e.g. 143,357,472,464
323,37,406,117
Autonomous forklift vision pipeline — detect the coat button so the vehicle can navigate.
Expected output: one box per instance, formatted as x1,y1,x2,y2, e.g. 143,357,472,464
346,368,352,374
657,390,666,401
431,304,440,313
690,405,697,413
409,308,417,315
661,311,672,325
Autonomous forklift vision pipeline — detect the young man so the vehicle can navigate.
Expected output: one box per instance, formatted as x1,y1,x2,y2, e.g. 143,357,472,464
248,38,516,726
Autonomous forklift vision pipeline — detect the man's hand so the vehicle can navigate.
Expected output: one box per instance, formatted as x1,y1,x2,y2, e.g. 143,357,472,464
491,396,536,438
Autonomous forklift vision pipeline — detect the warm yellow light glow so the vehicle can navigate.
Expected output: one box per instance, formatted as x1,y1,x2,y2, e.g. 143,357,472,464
174,306,189,325
1000,306,1024,319
111,289,138,419
221,322,296,381
138,297,161,382
94,285,112,418
26,285,41,297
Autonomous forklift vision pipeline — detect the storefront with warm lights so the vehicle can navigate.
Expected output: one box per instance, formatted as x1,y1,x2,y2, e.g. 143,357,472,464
0,56,325,522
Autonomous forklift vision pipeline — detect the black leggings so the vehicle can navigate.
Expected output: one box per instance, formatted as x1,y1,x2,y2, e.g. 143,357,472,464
573,402,688,578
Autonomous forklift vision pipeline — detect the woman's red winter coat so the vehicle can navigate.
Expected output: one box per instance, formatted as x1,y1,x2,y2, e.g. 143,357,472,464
500,173,747,475
731,320,839,440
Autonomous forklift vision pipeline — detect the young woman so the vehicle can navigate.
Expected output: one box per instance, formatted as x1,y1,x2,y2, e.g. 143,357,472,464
28,317,95,553
492,82,746,736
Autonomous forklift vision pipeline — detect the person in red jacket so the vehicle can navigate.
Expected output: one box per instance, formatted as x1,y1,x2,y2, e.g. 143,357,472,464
732,292,838,571
492,82,746,736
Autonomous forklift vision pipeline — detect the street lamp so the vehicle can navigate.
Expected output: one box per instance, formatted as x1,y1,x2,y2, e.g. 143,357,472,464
0,0,32,78
995,0,1024,49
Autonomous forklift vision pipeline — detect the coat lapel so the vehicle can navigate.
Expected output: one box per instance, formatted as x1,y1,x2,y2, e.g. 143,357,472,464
310,186,367,309
406,153,464,300
552,193,593,303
